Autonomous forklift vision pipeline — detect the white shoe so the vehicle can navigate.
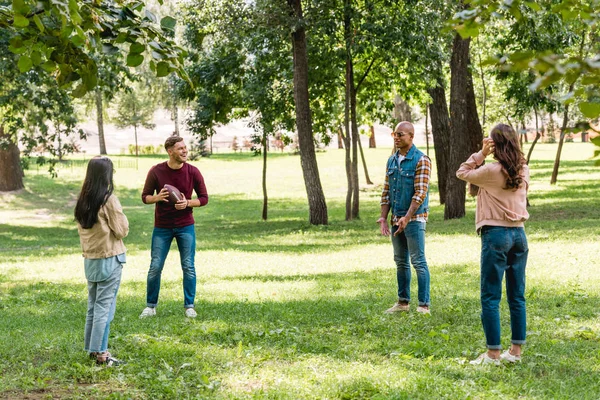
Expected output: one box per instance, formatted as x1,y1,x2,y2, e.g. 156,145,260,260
470,352,501,366
500,350,521,363
139,307,156,318
416,306,431,314
385,301,410,314
185,308,197,318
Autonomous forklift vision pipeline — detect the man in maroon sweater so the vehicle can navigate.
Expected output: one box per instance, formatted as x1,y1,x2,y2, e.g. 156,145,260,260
139,135,209,319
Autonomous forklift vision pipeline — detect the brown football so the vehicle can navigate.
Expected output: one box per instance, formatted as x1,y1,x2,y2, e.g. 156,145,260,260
163,184,184,203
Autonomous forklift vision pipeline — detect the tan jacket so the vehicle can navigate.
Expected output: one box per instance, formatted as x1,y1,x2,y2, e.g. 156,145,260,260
456,151,529,231
78,194,129,259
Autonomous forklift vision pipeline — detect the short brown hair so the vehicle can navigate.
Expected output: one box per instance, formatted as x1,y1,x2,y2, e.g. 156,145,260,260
164,135,183,151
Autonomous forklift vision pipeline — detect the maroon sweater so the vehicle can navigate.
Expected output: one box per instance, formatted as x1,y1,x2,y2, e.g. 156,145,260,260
142,162,208,228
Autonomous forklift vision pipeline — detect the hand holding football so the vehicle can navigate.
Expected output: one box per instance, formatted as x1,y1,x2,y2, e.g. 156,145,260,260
163,184,184,204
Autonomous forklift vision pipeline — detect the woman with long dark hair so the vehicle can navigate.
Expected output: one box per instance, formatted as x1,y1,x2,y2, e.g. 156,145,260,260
456,124,530,365
75,156,129,366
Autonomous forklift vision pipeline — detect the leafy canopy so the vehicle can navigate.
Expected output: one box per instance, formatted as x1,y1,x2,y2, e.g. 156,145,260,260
0,0,189,97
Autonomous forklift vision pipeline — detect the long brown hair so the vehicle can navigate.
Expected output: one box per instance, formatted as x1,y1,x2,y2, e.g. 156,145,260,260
74,156,114,229
489,124,526,190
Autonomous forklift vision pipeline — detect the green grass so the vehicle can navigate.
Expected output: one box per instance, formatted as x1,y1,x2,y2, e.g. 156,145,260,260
1,143,599,399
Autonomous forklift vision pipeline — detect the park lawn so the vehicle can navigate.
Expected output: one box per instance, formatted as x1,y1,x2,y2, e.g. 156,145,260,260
1,142,599,399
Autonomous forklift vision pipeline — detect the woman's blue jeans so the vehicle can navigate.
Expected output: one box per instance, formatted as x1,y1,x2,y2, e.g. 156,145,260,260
84,265,122,353
391,221,431,306
480,226,528,349
146,224,196,308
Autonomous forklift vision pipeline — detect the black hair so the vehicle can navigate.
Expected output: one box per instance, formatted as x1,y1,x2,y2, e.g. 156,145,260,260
74,156,114,229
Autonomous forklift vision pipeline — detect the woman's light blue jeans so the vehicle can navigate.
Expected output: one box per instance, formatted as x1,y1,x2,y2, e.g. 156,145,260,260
391,221,431,306
84,265,122,353
146,224,196,308
480,226,528,349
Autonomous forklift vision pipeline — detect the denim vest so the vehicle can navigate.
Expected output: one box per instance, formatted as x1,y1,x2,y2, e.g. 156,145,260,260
386,145,429,217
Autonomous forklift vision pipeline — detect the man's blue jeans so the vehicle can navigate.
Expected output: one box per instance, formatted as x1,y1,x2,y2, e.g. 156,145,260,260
480,226,528,349
391,221,430,306
147,224,196,308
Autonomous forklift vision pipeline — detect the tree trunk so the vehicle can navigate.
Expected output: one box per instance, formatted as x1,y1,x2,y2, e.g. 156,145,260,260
527,107,541,164
350,76,360,219
427,76,451,205
337,127,344,149
446,33,483,220
369,125,376,148
344,0,359,220
262,131,268,220
96,89,107,155
173,104,180,136
394,96,412,122
343,102,352,221
476,36,487,129
0,126,24,191
425,106,430,157
550,105,570,185
357,134,373,185
288,0,328,225
134,125,139,157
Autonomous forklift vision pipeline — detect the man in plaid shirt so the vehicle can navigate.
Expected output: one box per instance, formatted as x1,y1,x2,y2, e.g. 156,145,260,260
377,121,432,314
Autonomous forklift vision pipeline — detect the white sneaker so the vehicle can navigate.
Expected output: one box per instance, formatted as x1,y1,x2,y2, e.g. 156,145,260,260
470,352,501,366
185,308,197,318
500,350,521,363
416,306,431,315
139,307,156,318
385,301,410,314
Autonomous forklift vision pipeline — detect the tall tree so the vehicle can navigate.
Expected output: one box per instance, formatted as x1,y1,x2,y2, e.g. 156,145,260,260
445,33,484,219
113,83,156,157
287,0,328,225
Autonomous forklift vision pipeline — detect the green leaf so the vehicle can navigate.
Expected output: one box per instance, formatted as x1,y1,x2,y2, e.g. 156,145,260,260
70,34,85,47
12,0,29,14
455,24,479,39
41,60,56,72
31,50,42,65
71,83,88,98
126,53,144,67
32,14,45,32
561,9,578,21
18,55,33,72
156,61,170,77
579,102,600,119
130,42,145,53
160,16,176,31
13,13,30,28
524,1,541,11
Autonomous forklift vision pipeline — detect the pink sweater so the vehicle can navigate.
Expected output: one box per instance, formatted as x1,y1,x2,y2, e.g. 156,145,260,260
456,151,529,231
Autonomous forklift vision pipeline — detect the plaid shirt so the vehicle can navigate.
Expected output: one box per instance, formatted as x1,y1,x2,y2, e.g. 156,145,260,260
380,154,431,222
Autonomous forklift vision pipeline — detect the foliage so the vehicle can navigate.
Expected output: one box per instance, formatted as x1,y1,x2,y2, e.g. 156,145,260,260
451,0,600,120
0,0,189,97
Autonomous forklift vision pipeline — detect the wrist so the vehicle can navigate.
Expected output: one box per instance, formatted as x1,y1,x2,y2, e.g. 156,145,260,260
377,217,386,224
187,200,191,208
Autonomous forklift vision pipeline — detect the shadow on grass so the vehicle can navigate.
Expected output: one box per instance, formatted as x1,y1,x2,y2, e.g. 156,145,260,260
3,163,599,259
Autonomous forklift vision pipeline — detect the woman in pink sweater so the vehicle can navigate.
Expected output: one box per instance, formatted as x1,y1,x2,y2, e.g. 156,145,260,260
456,124,529,365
